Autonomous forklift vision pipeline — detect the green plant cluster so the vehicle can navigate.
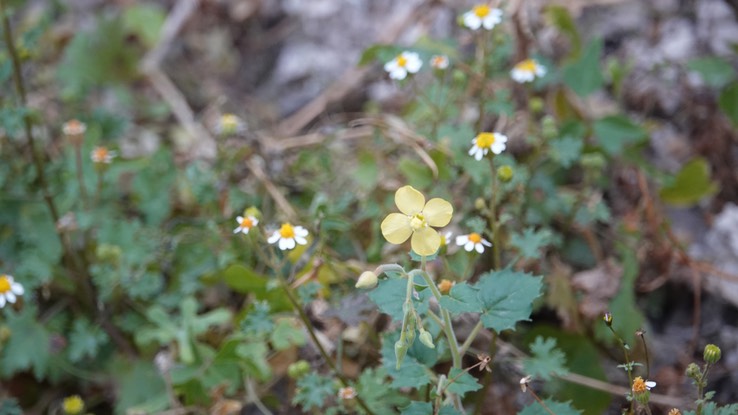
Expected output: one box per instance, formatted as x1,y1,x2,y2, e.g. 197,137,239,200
0,1,736,415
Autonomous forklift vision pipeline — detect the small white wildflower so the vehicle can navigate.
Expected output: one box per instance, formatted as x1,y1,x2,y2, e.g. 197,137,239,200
384,51,423,80
455,232,492,253
462,4,503,31
90,146,117,164
0,274,24,308
468,132,508,161
430,55,449,70
268,223,309,250
233,215,258,235
511,59,546,83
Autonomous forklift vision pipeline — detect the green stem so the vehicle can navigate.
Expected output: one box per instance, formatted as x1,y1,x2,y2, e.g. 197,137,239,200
459,321,484,357
475,31,488,133
419,258,461,369
279,280,376,415
608,325,634,414
1,0,60,223
489,158,501,270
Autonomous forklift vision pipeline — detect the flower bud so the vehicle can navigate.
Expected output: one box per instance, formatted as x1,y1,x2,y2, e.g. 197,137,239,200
603,312,613,327
541,115,558,139
419,329,435,349
355,271,378,289
581,153,606,170
703,344,721,364
244,206,262,220
474,198,487,211
634,390,651,405
438,279,454,295
395,340,408,369
528,97,544,114
685,362,701,379
497,165,514,183
62,395,85,415
287,360,310,379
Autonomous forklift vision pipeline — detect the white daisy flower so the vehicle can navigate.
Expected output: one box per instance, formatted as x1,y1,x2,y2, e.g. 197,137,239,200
456,232,492,253
268,223,309,250
338,386,357,400
430,55,449,70
215,113,247,135
62,119,87,136
384,51,423,80
90,146,117,164
0,274,24,308
233,215,258,234
511,59,546,83
462,4,503,31
468,132,508,160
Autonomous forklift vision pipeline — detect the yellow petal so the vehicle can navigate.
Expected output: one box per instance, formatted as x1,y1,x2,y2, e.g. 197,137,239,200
423,198,453,227
381,213,413,244
395,186,425,216
411,227,441,256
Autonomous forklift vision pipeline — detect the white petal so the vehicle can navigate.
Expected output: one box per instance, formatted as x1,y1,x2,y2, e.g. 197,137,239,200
455,235,468,245
482,16,498,30
645,381,656,389
491,142,506,154
284,238,296,250
11,283,23,296
463,13,481,30
241,228,250,235
474,148,484,160
267,232,281,244
482,239,493,247
405,55,422,73
390,67,407,80
384,60,398,72
0,296,5,308
233,227,241,234
495,133,508,143
5,293,15,304
278,238,290,250
294,227,309,237
475,243,485,253
236,216,244,223
294,236,307,245
250,217,259,226
464,241,475,252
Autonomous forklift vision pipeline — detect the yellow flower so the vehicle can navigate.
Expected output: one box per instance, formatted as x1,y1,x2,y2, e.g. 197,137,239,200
511,59,546,83
0,274,24,308
632,376,656,393
62,395,85,415
233,215,258,234
381,186,453,256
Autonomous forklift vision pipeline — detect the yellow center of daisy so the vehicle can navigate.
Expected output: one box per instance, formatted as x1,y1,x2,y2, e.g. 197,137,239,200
409,213,427,231
632,377,647,393
517,59,537,73
432,56,445,66
469,233,482,244
241,217,253,228
476,133,496,149
93,148,109,159
0,275,10,293
396,55,408,68
221,114,238,129
474,5,490,17
279,223,295,238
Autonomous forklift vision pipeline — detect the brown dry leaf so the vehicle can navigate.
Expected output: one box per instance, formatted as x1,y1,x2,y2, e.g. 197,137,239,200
571,258,623,320
546,258,582,331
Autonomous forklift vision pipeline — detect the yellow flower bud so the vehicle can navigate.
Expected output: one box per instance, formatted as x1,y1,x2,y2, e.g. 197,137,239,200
355,271,378,289
497,165,514,183
704,344,721,364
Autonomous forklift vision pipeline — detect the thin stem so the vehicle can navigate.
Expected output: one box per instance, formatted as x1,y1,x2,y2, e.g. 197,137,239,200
1,0,60,223
473,331,497,415
75,143,89,207
637,331,650,379
245,376,274,415
419,258,461,369
526,387,557,415
489,158,501,270
279,280,376,415
460,321,484,357
608,325,634,414
475,31,488,133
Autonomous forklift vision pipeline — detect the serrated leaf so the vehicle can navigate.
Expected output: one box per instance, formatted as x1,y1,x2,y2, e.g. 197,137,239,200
401,401,432,415
549,136,583,168
356,367,410,414
477,269,543,333
659,157,718,206
368,278,431,322
592,115,648,156
683,402,738,415
562,39,603,96
270,318,306,350
719,82,738,126
523,337,568,380
445,368,482,397
0,398,23,415
439,282,482,315
381,333,431,389
518,399,582,415
235,341,272,381
67,318,109,363
293,373,334,411
687,57,736,89
240,301,273,336
1,307,50,379
115,361,168,414
509,227,554,260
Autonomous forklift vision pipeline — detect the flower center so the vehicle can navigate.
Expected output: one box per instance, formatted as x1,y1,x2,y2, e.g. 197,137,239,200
0,275,10,293
94,148,108,159
410,213,426,230
469,233,482,243
517,59,537,73
396,55,408,68
279,223,295,238
473,5,490,17
242,217,253,228
476,133,496,149
632,377,646,393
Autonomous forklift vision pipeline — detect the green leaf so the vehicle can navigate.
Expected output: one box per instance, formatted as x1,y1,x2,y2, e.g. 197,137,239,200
402,402,432,415
235,341,272,380
381,333,431,389
509,227,555,260
293,372,335,411
659,157,718,206
67,318,109,363
359,44,402,66
270,318,306,350
399,157,433,189
522,337,568,380
1,307,50,379
549,136,583,168
115,361,168,414
684,402,738,415
240,301,273,336
222,264,268,295
719,82,738,127
439,282,482,315
687,57,736,89
122,3,166,48
445,368,482,397
0,398,23,415
545,6,581,56
355,367,410,414
592,115,648,156
518,399,582,415
477,269,543,333
562,39,603,96
354,151,380,191
368,278,431,322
